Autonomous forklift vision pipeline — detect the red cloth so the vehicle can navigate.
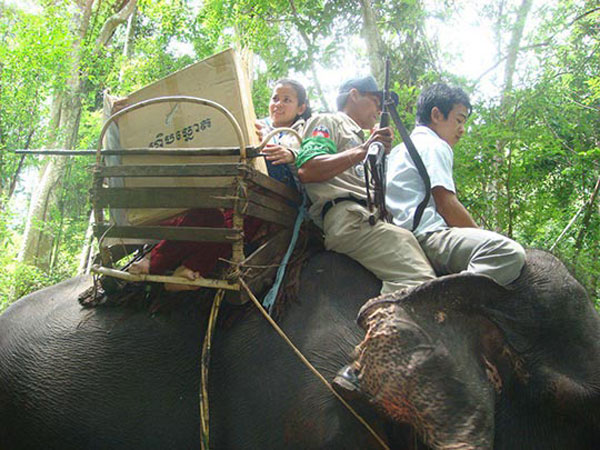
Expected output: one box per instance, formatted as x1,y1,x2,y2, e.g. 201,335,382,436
149,209,263,276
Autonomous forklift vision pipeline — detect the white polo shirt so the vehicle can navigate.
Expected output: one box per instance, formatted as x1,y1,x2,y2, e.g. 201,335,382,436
386,125,455,237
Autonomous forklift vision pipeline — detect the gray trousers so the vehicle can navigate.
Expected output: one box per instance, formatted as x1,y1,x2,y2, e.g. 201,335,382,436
323,202,436,294
418,227,525,286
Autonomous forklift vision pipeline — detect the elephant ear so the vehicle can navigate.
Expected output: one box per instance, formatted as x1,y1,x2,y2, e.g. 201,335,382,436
352,273,511,449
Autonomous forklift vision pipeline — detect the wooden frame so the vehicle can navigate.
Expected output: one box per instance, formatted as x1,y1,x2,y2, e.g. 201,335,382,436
91,95,300,301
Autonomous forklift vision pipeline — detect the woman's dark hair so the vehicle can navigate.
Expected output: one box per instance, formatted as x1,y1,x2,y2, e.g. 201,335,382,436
415,83,472,125
274,78,312,121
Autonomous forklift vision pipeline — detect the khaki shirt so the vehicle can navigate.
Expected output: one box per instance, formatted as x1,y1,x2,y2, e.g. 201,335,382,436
301,112,368,226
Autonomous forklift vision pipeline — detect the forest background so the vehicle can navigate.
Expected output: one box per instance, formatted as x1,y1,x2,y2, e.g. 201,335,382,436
0,0,598,311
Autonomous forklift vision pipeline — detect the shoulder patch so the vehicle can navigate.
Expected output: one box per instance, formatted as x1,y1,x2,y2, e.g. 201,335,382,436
312,125,331,139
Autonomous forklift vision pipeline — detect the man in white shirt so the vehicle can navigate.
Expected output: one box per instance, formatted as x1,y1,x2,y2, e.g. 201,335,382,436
386,83,525,286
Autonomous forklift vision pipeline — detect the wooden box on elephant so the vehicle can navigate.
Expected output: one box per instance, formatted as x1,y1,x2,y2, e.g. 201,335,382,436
104,48,266,226
93,49,301,297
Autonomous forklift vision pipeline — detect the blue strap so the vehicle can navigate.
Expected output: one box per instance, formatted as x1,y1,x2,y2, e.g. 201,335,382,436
262,194,307,315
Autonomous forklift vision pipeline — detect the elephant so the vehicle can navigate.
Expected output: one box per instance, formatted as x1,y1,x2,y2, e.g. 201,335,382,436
0,248,599,449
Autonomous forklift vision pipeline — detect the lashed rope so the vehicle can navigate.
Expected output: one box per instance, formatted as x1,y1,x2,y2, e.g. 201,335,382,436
239,278,390,450
261,195,307,314
200,288,225,450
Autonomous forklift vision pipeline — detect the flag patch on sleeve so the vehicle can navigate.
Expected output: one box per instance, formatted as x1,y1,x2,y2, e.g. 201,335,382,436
312,125,330,139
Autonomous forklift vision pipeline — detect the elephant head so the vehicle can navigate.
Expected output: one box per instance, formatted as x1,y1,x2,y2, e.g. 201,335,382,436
344,250,600,449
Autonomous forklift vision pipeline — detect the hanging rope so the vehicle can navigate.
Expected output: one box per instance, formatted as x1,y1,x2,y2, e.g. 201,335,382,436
195,124,388,449
239,278,390,450
200,288,225,450
262,194,307,314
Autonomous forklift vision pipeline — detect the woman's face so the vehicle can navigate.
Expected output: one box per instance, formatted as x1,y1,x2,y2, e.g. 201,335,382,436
269,83,306,128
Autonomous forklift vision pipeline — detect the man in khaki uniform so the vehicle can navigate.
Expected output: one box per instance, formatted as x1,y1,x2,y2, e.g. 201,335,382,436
296,76,436,294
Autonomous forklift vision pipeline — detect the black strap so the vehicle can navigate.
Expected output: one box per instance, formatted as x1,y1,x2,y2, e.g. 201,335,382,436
321,196,367,220
388,107,431,231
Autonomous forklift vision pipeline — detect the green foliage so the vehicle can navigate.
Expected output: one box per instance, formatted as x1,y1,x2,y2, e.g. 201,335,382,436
0,3,72,194
453,0,600,303
252,71,273,120
0,261,69,312
0,200,74,312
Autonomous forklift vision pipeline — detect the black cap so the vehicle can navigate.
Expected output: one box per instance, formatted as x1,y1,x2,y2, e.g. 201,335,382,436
336,75,382,110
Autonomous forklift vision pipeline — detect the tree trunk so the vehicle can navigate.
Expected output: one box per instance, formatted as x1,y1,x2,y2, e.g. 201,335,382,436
78,210,95,274
287,0,330,111
358,0,385,84
119,1,137,83
18,0,90,267
492,0,533,235
7,155,26,201
18,92,81,268
18,156,69,269
234,40,255,90
18,0,136,268
502,0,533,97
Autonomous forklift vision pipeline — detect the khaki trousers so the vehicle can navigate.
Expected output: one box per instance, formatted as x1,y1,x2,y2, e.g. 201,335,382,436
323,202,436,294
418,227,525,286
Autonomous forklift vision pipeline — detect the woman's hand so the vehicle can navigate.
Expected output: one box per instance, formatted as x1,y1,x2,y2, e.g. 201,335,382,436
261,144,294,165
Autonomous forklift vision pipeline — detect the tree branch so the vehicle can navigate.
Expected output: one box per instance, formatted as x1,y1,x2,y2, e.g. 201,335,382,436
476,6,600,86
574,175,600,252
540,114,600,172
6,129,34,201
566,96,600,113
287,0,330,111
475,43,549,85
96,0,137,48
569,7,600,27
550,202,585,252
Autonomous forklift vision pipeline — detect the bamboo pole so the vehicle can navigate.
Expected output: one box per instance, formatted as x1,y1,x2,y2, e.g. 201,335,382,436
90,265,240,291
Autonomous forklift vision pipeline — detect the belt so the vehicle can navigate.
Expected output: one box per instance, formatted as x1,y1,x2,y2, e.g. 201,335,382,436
321,196,368,220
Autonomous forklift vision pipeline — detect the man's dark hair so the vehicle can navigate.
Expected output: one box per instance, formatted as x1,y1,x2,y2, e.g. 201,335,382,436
415,83,472,125
275,78,312,120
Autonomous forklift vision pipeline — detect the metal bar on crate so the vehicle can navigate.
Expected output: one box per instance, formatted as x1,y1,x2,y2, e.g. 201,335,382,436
13,147,261,157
